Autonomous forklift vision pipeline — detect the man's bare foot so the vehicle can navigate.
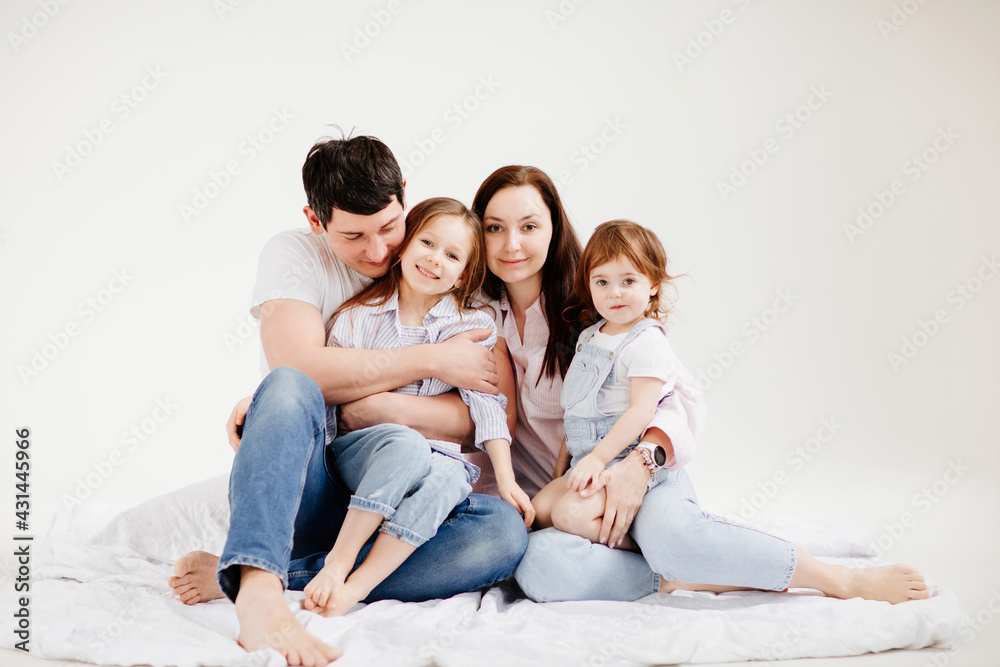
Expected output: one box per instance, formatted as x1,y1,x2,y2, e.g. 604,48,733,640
840,564,929,604
303,561,349,609
236,567,340,666
169,551,224,604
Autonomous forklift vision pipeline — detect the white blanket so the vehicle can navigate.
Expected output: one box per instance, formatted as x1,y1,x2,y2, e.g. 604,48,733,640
2,476,968,666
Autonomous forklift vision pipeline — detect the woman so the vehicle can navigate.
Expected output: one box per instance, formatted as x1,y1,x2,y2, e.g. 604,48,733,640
392,164,926,605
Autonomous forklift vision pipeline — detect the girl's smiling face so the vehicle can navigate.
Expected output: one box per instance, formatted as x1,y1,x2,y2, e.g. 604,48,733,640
482,185,553,293
398,214,473,297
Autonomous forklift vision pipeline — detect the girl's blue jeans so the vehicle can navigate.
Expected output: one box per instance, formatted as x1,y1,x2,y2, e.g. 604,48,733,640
331,425,473,548
514,468,796,602
217,367,527,602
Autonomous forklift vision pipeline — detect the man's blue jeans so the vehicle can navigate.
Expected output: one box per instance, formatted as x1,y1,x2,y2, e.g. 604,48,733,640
217,367,527,602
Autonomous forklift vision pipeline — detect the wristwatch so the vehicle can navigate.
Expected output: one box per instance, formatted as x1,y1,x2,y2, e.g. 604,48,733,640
635,442,667,474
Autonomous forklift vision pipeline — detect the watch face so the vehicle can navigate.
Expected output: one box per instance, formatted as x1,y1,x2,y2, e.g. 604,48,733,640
653,446,667,466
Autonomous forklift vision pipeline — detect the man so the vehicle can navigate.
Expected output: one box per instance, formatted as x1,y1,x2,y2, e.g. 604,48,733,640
169,135,526,666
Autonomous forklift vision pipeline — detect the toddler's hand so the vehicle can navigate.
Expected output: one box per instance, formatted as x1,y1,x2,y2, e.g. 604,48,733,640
499,481,535,528
567,453,605,493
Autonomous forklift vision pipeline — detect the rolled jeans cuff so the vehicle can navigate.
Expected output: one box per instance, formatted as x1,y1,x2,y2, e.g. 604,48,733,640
381,521,430,548
348,494,396,519
217,555,288,602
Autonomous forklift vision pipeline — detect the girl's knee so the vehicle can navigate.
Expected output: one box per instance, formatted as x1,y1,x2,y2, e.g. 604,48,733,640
550,493,595,535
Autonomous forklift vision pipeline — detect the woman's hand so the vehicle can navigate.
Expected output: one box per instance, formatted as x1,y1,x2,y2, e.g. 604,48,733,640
498,479,536,528
226,396,252,452
581,450,649,548
566,453,605,493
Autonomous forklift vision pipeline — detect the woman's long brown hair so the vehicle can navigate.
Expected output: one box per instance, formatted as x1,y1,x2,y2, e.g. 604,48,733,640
472,166,585,382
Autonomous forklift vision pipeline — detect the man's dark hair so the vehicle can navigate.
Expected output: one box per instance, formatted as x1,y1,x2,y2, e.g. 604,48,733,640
302,133,405,229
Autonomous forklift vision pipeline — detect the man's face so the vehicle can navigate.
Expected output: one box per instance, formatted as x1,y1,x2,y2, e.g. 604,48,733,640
306,197,406,279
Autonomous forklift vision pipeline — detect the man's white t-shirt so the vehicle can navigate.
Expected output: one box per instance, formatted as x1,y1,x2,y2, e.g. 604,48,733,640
250,228,371,377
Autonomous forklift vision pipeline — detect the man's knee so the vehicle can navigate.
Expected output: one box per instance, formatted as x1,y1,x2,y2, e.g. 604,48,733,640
255,367,325,420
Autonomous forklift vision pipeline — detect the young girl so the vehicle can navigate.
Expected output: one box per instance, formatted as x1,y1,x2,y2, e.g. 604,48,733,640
303,197,534,616
532,219,688,548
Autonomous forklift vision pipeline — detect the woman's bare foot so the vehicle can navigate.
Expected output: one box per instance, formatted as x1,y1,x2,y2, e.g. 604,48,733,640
840,564,929,604
169,551,224,604
236,567,341,666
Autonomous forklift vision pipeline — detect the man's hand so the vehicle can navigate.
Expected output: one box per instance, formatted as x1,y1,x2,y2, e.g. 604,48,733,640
433,329,499,394
581,450,649,548
226,396,252,452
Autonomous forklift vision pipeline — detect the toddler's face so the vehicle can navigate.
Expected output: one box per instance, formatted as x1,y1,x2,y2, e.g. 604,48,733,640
588,257,657,333
399,214,473,297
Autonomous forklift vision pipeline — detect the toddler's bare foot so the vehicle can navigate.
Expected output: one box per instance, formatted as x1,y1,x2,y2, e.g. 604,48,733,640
840,564,929,604
303,561,349,609
169,551,225,604
237,568,340,666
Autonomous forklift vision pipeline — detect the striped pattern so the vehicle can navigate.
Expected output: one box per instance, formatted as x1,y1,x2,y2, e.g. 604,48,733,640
325,291,510,463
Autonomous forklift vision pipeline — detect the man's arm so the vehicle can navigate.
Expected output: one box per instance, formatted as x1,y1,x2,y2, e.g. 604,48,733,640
259,298,499,405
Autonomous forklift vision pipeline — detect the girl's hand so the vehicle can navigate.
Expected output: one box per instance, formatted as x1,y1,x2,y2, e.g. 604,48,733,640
499,480,536,528
337,392,394,434
226,396,252,452
566,453,605,493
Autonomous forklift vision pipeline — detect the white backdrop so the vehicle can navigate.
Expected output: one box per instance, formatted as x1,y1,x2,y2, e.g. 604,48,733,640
2,0,998,662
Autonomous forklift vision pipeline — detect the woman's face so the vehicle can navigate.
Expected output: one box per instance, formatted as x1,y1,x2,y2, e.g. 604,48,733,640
482,185,553,293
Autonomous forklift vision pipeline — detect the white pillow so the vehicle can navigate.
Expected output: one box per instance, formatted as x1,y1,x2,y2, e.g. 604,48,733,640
92,474,231,563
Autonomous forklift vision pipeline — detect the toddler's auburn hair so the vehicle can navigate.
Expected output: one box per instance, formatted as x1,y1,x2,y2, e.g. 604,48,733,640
573,219,677,324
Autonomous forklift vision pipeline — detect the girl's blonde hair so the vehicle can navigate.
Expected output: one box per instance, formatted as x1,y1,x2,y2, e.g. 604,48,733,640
573,220,677,324
332,197,486,324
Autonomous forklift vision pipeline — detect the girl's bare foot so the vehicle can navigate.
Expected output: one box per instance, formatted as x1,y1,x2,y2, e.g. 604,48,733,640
840,564,930,604
303,561,349,609
169,551,224,604
236,567,341,666
304,578,368,618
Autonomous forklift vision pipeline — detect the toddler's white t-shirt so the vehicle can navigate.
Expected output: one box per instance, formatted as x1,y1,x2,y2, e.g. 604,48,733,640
588,326,676,416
